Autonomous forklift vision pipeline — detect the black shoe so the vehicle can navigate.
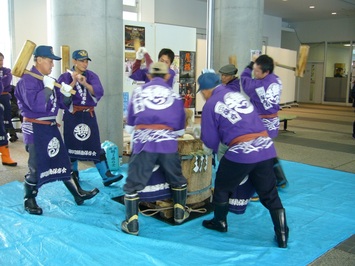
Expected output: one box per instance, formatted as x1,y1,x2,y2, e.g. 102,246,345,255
103,173,124,187
74,188,100,205
202,218,227,232
9,135,18,142
24,198,43,215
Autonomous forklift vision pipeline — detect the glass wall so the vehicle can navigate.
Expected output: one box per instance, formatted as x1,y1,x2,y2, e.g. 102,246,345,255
324,42,352,103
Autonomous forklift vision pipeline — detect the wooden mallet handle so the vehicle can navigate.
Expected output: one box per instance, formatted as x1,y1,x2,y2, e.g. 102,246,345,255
275,62,296,71
61,45,70,74
295,45,310,77
229,55,237,67
23,70,75,95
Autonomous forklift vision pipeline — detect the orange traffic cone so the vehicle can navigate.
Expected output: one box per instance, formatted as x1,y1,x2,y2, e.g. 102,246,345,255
0,145,17,166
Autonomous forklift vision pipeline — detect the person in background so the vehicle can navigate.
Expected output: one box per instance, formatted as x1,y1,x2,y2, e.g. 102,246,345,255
130,47,175,87
121,62,189,236
217,64,241,161
241,54,288,189
198,72,288,248
184,88,193,108
15,45,99,215
351,80,355,138
0,53,19,143
0,52,17,166
350,80,355,114
58,50,123,187
219,64,240,91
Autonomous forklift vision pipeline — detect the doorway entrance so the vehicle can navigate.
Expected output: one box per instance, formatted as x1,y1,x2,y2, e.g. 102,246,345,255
299,62,324,103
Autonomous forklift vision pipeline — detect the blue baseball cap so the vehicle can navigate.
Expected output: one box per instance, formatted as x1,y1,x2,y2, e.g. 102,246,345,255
72,50,91,61
197,72,221,92
33,45,61,60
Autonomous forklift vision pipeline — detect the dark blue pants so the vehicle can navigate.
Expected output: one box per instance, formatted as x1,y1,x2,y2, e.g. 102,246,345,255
124,151,187,194
214,157,283,211
0,94,14,130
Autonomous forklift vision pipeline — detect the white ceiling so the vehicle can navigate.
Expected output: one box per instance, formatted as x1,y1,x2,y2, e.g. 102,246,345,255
264,0,355,23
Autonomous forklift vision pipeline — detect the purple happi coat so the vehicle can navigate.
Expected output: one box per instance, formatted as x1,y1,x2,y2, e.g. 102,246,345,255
125,77,185,154
15,66,71,187
0,67,12,92
201,85,276,164
241,68,282,138
58,69,104,161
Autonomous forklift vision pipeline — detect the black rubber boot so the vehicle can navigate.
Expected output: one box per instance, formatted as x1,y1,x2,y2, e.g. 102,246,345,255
7,128,19,143
24,182,43,215
270,208,289,248
71,159,79,181
95,151,123,186
274,158,288,188
202,202,229,232
71,171,98,196
121,194,139,236
172,185,190,224
63,177,99,205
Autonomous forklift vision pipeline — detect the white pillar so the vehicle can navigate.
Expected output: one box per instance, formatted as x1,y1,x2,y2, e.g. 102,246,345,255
49,0,124,152
212,0,264,72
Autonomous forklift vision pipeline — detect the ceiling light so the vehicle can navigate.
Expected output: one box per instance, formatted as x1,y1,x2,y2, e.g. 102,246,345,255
309,5,315,8
331,12,337,15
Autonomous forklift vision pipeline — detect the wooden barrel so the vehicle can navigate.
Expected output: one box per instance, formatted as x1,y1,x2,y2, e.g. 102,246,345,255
139,138,213,219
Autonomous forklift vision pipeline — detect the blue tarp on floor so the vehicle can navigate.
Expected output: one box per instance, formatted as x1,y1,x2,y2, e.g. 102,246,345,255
0,161,354,266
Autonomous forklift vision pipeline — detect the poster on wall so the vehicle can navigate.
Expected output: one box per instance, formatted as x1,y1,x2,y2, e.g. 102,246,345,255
125,25,145,50
179,51,196,79
250,49,262,60
179,51,196,108
124,52,136,74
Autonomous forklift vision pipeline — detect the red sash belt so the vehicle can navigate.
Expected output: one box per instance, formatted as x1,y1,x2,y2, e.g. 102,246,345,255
228,130,268,147
1,92,9,95
135,124,173,130
24,117,59,127
73,105,95,117
259,112,278,119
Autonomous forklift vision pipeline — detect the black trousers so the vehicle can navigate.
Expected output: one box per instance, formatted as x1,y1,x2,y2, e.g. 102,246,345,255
214,157,283,211
124,151,187,194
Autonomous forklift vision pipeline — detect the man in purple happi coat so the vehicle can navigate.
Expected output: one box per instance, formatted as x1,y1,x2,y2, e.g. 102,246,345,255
241,54,288,188
121,62,189,236
198,72,288,248
58,49,123,187
130,47,175,87
0,52,17,166
0,52,19,143
15,45,98,215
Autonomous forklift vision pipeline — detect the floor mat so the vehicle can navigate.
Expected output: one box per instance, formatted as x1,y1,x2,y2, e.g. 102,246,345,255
0,161,354,265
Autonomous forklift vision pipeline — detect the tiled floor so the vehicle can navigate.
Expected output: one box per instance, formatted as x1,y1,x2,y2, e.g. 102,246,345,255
1,103,355,265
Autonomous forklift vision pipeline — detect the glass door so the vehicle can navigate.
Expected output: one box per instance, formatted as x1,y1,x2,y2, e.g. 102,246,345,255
324,42,352,104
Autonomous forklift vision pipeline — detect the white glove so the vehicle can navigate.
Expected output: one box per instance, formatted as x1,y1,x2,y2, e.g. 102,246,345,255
60,82,72,97
139,47,147,54
43,75,55,90
136,47,147,60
